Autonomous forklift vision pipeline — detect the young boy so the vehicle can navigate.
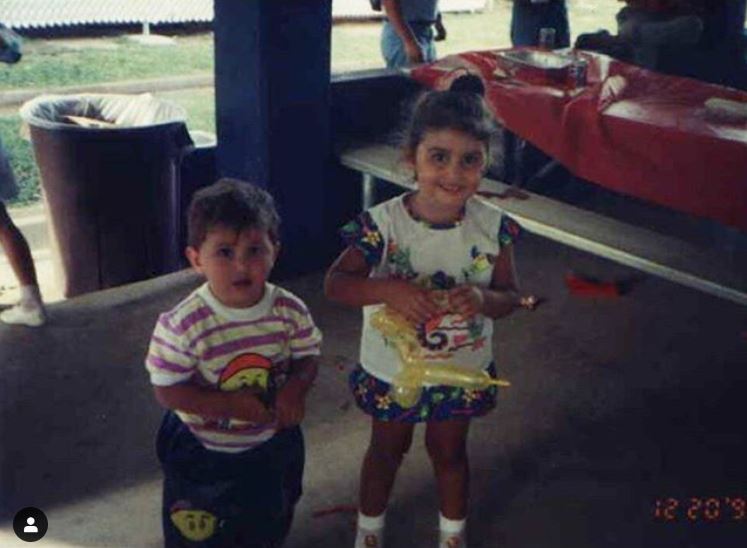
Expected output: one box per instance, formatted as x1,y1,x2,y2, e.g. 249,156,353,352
145,179,322,547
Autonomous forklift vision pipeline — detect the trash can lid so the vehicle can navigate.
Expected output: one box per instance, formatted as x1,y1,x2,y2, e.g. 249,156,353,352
19,93,188,131
188,130,217,148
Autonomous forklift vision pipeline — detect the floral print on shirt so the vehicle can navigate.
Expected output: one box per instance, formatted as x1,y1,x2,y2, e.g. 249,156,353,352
340,211,385,266
499,215,522,246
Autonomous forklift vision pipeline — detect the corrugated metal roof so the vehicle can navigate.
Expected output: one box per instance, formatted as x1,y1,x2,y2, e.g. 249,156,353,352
1,0,487,30
1,0,213,29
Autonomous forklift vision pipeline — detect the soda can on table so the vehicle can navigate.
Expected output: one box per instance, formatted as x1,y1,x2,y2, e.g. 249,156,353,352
538,27,556,50
569,58,589,87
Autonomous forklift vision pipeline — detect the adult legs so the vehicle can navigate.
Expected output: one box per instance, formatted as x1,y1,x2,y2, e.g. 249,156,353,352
0,201,37,287
0,201,45,326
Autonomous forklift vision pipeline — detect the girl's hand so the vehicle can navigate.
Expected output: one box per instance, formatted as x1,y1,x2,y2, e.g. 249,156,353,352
385,280,441,324
447,285,484,319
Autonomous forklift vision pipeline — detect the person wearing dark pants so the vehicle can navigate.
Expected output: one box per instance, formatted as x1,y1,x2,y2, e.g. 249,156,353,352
510,0,570,48
505,2,572,189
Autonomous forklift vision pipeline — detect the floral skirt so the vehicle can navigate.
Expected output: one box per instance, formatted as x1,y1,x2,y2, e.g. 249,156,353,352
349,363,500,423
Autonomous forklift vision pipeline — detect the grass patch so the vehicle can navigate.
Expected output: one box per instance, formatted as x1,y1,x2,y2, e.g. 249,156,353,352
157,88,216,134
0,35,213,92
0,117,40,206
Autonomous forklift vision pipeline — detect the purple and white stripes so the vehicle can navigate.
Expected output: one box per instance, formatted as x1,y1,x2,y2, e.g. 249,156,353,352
145,283,322,453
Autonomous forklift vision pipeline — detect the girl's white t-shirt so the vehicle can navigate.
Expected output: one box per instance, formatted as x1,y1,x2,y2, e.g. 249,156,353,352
342,193,521,383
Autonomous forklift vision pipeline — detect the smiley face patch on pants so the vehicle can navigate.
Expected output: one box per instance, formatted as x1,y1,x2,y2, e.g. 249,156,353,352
169,501,218,542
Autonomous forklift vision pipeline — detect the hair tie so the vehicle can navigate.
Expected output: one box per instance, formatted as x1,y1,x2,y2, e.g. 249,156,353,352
448,73,486,97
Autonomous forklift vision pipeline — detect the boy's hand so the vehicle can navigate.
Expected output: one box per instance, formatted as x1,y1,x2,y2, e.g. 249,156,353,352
274,383,306,429
446,285,484,319
232,390,274,424
385,280,441,324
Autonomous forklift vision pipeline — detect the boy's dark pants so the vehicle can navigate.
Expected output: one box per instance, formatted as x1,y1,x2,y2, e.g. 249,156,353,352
157,411,304,548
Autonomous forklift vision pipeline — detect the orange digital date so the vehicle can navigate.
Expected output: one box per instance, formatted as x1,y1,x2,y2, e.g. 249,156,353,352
653,497,746,522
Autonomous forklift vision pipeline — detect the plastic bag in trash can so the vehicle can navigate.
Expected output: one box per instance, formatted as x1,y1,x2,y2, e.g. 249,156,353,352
19,93,188,130
19,93,193,297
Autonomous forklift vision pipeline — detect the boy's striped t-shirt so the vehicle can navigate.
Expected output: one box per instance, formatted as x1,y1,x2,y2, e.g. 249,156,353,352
145,282,322,453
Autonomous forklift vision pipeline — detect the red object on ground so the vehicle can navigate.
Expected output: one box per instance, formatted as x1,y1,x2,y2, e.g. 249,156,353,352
312,504,358,519
564,273,622,297
411,49,747,232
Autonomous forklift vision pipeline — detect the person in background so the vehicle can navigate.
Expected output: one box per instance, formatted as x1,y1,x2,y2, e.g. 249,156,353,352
0,23,46,327
577,1,746,87
615,0,705,68
689,0,747,87
511,0,570,48
380,0,441,68
507,1,571,190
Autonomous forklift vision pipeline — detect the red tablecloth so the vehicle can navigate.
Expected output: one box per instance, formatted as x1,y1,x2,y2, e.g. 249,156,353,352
411,49,747,232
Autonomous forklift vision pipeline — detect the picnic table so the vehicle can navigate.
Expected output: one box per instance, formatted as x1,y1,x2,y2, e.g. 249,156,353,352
410,49,747,233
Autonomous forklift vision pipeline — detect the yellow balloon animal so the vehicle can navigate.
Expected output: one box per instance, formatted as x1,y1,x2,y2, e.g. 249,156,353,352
370,307,510,408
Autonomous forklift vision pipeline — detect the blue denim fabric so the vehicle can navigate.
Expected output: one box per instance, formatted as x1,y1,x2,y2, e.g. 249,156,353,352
381,21,437,69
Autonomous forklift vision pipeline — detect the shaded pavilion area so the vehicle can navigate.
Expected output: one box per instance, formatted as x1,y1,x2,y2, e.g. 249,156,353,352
2,1,746,546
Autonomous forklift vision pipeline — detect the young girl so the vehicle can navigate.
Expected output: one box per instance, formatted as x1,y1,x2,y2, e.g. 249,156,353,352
325,77,536,548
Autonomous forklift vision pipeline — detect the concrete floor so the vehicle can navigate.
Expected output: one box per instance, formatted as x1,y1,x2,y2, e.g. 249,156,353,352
1,233,746,547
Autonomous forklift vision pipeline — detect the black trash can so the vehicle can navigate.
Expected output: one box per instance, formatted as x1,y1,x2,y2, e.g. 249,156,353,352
20,94,193,298
179,130,217,259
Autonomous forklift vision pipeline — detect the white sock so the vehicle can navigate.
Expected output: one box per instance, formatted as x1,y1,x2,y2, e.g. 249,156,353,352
439,514,466,548
19,285,43,309
355,511,385,548
1,301,46,327
358,511,385,530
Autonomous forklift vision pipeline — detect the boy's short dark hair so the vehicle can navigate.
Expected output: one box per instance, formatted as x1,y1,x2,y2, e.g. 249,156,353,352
187,178,280,248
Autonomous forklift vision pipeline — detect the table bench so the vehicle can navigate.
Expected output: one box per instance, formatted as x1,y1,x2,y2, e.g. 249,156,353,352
339,142,747,306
